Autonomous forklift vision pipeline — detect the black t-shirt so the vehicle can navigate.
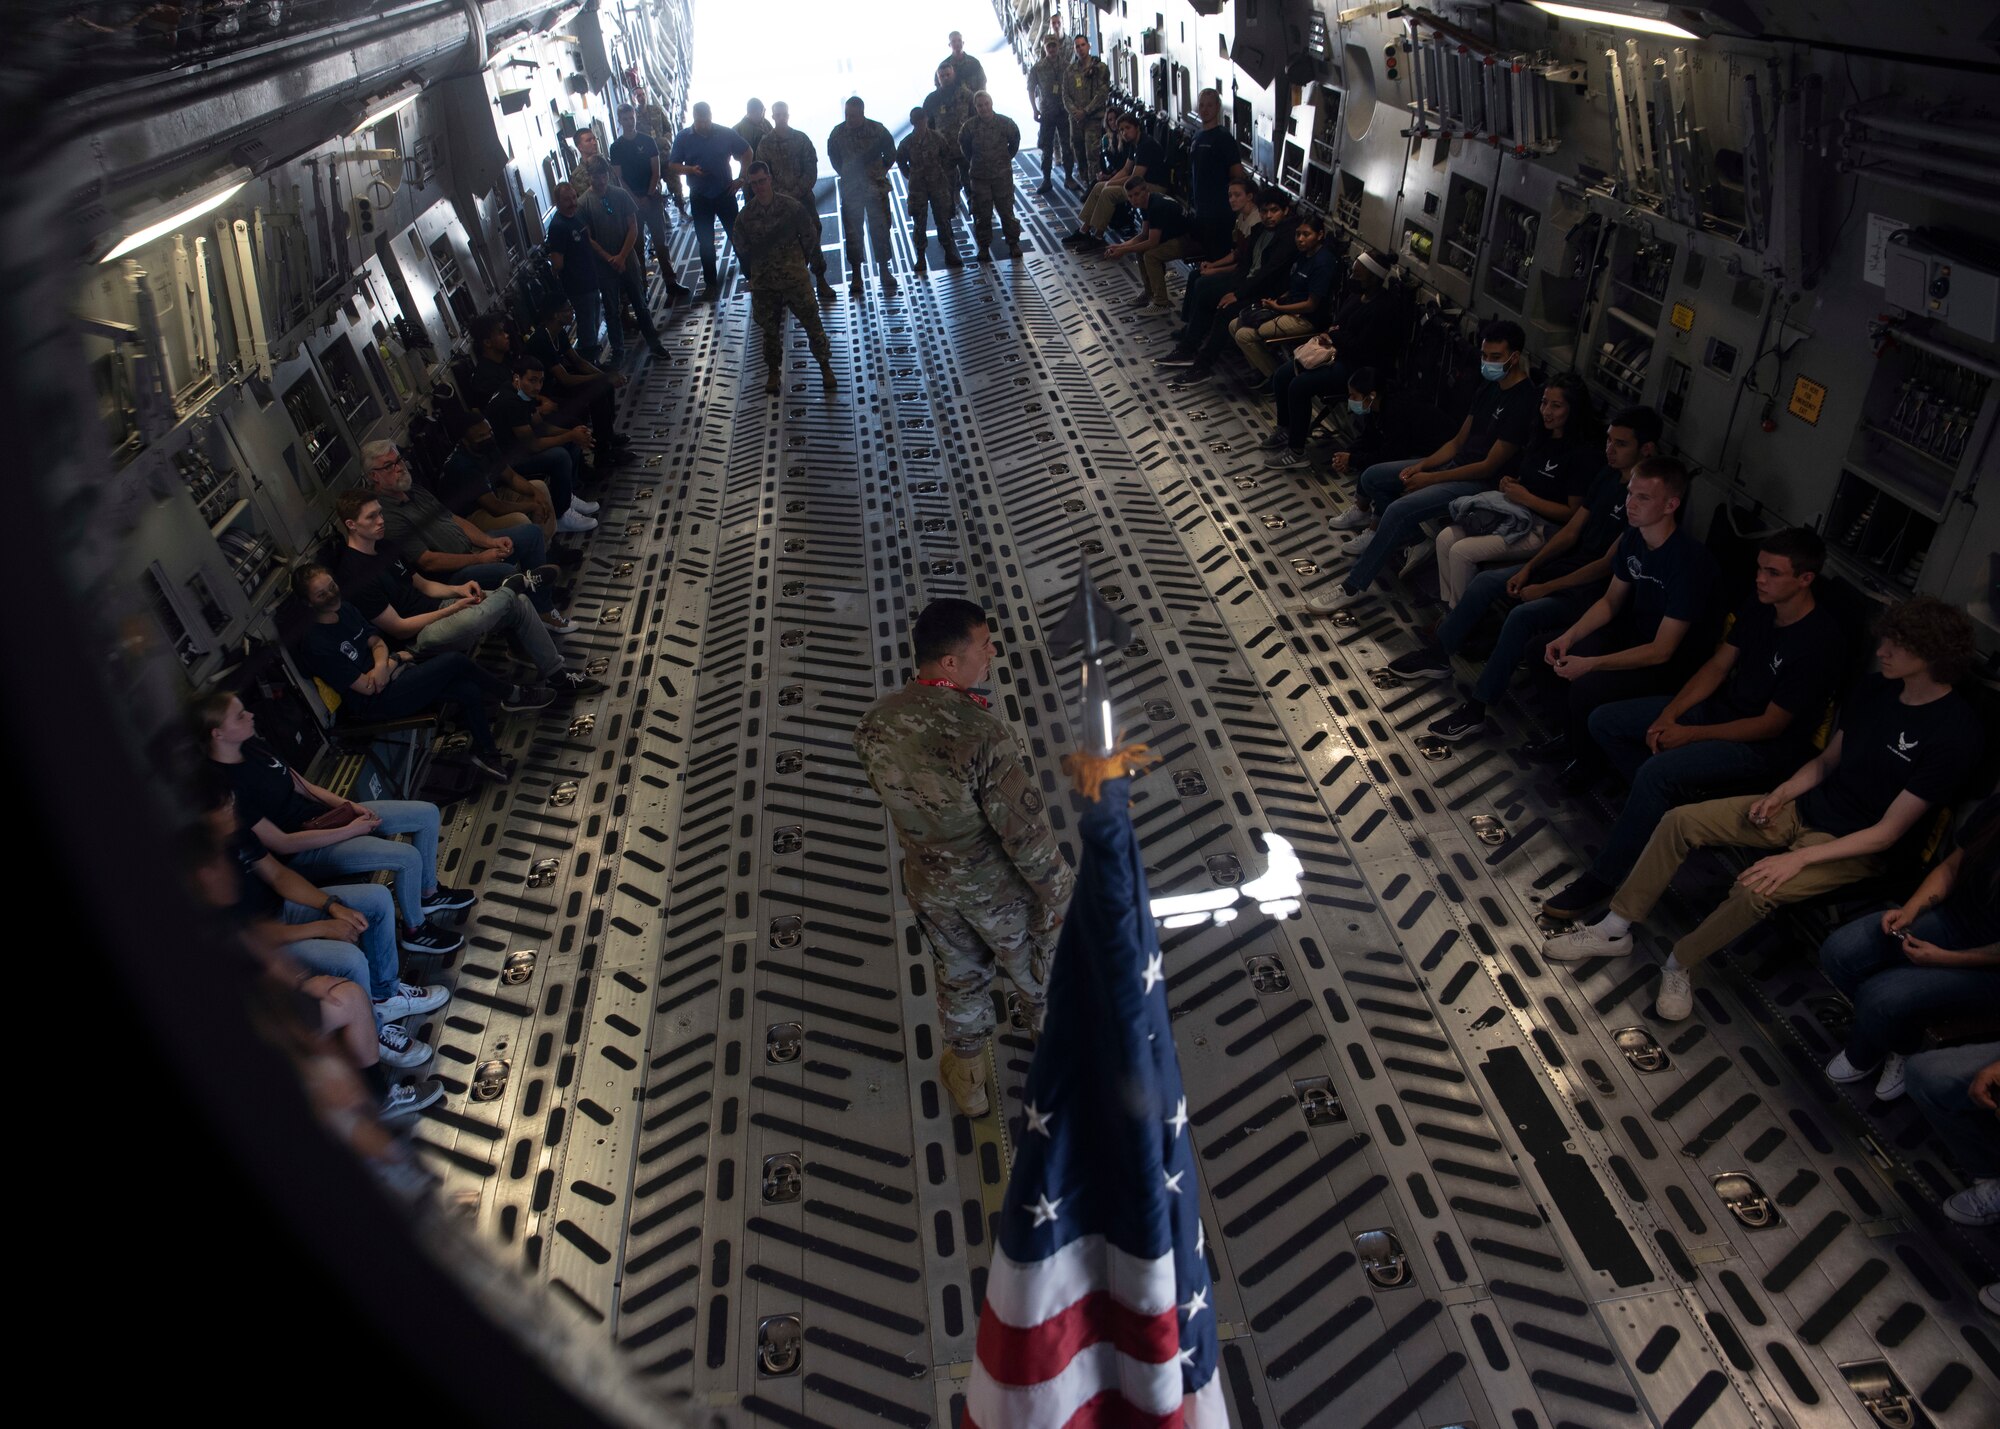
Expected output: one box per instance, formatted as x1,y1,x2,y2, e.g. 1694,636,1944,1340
297,602,380,698
545,210,595,292
1455,378,1539,473
219,739,321,835
326,543,423,621
1611,523,1713,642
1140,193,1188,241
438,444,504,516
1690,601,1847,739
1799,676,1983,837
607,132,660,194
1941,795,2000,938
485,388,554,467
1514,435,1599,508
464,354,516,411
1131,136,1165,180
525,323,577,373
1189,126,1237,218
1536,468,1628,581
227,829,283,922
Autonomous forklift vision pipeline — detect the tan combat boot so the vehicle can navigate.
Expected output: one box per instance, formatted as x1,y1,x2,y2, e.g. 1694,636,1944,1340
940,1049,990,1117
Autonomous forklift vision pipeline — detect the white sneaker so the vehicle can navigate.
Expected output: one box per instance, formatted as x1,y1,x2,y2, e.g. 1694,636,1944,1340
1825,1049,1876,1084
380,1078,445,1120
1329,507,1371,531
556,509,599,533
569,496,601,515
1874,1052,1906,1101
395,979,450,1015
1656,966,1694,1021
1306,586,1365,614
1398,542,1437,581
377,1022,434,1069
1981,1283,2000,1317
1944,1178,2000,1227
1542,922,1633,962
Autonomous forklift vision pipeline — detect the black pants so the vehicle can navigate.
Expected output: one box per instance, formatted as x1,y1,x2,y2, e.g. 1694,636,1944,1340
1562,625,1704,760
550,374,619,454
344,651,505,755
1272,361,1353,452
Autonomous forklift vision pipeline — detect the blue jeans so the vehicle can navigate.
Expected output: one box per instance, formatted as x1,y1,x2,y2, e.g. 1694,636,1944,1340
459,560,555,613
1907,1042,2000,1178
288,801,441,930
689,190,738,288
562,280,602,360
280,882,399,1004
1586,696,1794,883
513,446,575,516
1820,911,2000,1069
594,255,662,356
1344,462,1485,593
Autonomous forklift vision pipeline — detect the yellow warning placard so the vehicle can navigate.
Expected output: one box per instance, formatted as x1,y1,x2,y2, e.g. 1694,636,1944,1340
1789,376,1826,425
1670,303,1695,332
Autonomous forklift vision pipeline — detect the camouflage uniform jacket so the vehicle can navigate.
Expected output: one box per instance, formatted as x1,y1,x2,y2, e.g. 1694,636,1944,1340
939,51,987,92
898,129,959,194
756,128,819,203
825,118,897,190
732,191,815,289
1064,57,1109,117
1027,55,1068,115
853,683,1074,911
636,103,672,143
734,114,774,153
924,84,975,152
960,113,1022,181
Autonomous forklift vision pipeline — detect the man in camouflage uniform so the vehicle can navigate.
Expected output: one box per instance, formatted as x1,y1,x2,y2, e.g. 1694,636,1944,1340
826,96,899,298
924,62,976,212
961,92,1023,262
1063,34,1111,194
734,163,836,397
757,101,837,306
734,98,773,154
897,106,963,275
854,599,1074,1118
633,89,685,219
939,30,987,94
1026,34,1072,196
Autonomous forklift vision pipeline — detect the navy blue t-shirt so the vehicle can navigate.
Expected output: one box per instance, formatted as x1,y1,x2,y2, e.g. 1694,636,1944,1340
1456,378,1540,473
1140,193,1189,241
218,738,321,836
1189,125,1238,220
607,132,660,194
1537,468,1628,581
1690,601,1847,743
545,210,595,294
297,602,381,696
1611,523,1713,642
1282,246,1339,319
1514,435,1599,508
668,124,750,199
1800,676,1983,837
1131,136,1165,180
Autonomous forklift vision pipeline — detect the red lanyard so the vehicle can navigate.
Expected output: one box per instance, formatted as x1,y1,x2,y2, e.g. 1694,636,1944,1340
913,677,989,709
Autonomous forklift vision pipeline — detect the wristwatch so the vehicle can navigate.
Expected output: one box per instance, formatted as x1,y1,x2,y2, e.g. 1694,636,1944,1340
323,895,344,914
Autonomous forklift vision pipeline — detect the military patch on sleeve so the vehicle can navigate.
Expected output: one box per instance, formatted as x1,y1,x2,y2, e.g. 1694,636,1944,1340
1020,788,1044,814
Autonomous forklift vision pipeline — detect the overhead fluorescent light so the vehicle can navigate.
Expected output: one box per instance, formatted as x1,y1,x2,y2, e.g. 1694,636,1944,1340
350,87,420,135
1528,1,1705,38
99,168,252,263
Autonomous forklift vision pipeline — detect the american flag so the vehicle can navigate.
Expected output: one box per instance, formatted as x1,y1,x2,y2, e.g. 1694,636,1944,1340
967,773,1226,1428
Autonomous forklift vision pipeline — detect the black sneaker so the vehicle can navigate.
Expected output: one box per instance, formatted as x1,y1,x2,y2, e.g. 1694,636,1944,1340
549,668,606,697
380,1077,445,1120
1168,368,1211,389
1154,351,1198,368
882,274,899,296
1061,230,1088,248
1523,732,1572,762
1427,701,1490,743
549,547,585,568
421,884,475,916
470,751,516,782
1387,647,1452,680
502,684,556,712
1258,430,1290,450
500,570,542,599
399,922,464,955
1544,872,1614,921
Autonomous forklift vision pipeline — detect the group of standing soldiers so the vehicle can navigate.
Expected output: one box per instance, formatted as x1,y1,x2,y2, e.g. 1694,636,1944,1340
1026,30,1112,198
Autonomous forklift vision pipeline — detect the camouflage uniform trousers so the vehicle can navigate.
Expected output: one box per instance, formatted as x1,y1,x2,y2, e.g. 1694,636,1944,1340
752,274,830,368
911,878,1053,1056
837,180,895,276
1068,111,1105,181
969,172,1020,254
1036,111,1073,178
907,185,962,264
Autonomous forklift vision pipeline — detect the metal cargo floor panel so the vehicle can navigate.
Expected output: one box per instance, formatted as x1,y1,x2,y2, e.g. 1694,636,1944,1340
406,168,2000,1428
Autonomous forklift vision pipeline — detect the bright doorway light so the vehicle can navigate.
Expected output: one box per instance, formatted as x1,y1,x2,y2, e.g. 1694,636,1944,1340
1528,2,1704,39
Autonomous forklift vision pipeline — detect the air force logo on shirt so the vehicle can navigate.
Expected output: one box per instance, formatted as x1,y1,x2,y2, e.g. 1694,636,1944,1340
340,639,360,663
1624,553,1666,588
1889,731,1919,762
1769,654,1784,675
1539,459,1562,480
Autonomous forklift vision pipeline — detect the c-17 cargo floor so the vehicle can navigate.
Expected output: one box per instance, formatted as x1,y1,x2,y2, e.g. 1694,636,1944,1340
409,165,2000,1428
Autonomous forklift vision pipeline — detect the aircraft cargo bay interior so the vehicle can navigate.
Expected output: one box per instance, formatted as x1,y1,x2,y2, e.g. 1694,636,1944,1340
16,2,2000,1425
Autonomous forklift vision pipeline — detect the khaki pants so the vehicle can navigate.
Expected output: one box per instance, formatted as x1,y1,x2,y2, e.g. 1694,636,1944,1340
1436,525,1547,606
1138,236,1190,306
1080,180,1124,233
1231,313,1316,375
1610,796,1888,968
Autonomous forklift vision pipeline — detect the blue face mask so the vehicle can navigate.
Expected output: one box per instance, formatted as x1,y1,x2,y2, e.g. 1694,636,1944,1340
1347,398,1370,415
1480,357,1510,382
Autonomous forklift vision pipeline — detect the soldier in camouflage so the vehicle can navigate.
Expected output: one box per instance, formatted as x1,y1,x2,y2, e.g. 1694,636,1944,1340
826,96,899,297
897,106,964,275
853,599,1075,1118
633,88,685,218
923,62,976,210
756,102,837,306
960,92,1023,262
1063,34,1110,192
733,98,773,154
1026,34,1072,196
734,163,836,397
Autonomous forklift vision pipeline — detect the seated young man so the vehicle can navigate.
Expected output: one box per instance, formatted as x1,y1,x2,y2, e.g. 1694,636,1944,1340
1063,113,1157,248
200,688,472,955
291,563,547,783
1157,186,1299,381
1228,210,1337,383
1257,250,1401,467
1406,411,1660,742
524,292,631,464
1308,319,1538,614
461,312,520,412
360,440,571,634
323,491,602,700
1818,793,1999,1101
485,356,600,533
1546,596,1985,1024
435,414,575,563
1158,178,1262,350
1103,175,1193,312
203,779,450,1069
1529,456,1718,778
1547,527,1847,917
